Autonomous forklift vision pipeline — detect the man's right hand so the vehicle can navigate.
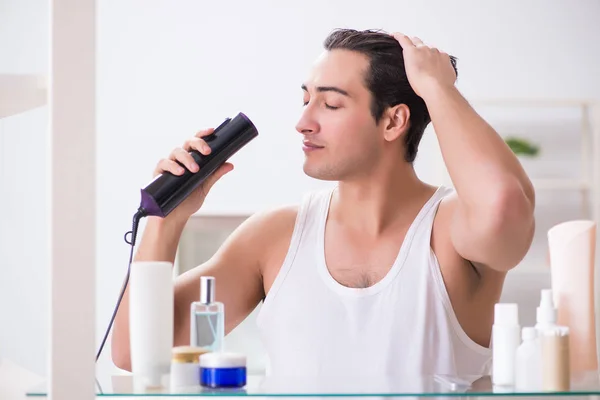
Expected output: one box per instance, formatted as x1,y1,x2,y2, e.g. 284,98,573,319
153,127,234,223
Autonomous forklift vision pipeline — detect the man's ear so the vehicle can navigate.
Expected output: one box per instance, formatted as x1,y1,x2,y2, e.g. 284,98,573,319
382,104,410,142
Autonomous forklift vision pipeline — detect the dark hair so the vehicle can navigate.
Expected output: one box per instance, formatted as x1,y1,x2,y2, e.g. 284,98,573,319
323,28,457,163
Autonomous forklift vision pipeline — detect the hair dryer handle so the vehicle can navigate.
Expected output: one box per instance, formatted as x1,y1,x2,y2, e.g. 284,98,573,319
139,113,258,218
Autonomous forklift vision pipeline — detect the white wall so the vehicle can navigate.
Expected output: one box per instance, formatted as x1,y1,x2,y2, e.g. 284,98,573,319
1,0,600,380
0,0,49,377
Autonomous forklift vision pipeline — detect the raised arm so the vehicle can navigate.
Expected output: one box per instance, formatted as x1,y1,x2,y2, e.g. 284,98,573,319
111,126,265,370
111,207,281,371
394,33,535,273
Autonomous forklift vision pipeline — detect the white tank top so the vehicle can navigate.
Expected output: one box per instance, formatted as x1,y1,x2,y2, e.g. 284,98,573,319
256,186,492,378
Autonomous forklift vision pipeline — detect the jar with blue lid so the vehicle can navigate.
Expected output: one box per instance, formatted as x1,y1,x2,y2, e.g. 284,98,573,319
199,352,247,388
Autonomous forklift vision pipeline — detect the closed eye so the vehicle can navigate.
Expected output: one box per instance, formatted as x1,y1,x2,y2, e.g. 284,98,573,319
303,100,339,110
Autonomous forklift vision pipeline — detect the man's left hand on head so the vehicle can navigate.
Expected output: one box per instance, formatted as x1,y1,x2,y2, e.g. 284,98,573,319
392,33,457,99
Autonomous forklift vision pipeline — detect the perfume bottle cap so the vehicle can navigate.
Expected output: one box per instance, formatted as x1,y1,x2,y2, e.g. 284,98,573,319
200,276,215,304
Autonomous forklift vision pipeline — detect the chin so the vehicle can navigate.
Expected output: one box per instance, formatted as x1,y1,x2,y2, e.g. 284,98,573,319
303,161,340,181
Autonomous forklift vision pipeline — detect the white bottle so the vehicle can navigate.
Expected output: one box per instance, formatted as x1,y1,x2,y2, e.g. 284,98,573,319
535,289,557,334
515,327,542,391
129,261,174,387
492,303,521,386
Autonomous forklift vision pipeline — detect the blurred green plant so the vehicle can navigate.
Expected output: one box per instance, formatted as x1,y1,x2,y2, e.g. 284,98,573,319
504,136,540,157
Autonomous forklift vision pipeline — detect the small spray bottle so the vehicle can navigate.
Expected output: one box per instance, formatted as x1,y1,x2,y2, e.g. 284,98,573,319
190,276,225,352
535,289,557,334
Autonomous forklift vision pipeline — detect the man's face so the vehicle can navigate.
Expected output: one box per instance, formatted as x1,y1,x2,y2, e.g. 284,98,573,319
296,49,383,181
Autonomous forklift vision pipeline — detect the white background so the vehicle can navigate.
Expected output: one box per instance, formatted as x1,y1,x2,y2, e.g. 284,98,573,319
1,0,599,380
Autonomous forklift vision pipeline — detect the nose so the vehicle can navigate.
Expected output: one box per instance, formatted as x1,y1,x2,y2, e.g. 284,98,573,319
295,107,319,136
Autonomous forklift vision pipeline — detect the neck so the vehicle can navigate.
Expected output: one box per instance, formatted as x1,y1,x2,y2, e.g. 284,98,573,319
330,161,434,236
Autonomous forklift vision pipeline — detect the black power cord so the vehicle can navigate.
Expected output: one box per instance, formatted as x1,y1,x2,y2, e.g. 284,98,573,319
95,207,147,362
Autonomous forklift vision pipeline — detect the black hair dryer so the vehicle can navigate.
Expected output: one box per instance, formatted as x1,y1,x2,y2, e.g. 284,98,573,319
139,112,258,218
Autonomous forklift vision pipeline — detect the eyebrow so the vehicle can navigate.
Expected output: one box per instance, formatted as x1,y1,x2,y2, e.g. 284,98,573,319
301,84,350,97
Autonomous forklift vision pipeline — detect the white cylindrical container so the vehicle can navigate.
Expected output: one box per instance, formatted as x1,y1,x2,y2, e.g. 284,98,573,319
515,327,541,391
169,346,208,390
129,261,174,387
492,303,521,386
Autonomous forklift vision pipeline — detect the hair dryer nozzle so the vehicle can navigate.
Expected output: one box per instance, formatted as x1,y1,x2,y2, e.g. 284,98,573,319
139,112,258,218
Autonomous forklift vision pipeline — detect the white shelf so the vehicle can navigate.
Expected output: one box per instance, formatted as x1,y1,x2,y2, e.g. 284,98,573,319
471,98,599,108
441,178,590,192
436,101,599,223
0,74,47,119
532,178,590,191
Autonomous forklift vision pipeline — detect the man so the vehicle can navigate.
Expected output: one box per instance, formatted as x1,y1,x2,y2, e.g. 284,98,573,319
112,29,535,377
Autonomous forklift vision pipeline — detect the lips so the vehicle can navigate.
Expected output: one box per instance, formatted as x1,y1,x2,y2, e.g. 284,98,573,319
302,140,324,149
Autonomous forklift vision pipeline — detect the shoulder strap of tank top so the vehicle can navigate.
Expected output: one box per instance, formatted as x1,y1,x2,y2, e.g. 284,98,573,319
415,185,455,242
432,185,454,210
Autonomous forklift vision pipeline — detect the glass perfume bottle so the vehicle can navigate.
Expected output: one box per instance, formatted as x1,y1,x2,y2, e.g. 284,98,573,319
190,276,225,352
